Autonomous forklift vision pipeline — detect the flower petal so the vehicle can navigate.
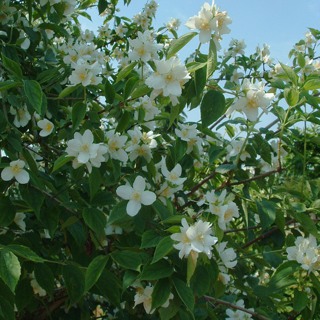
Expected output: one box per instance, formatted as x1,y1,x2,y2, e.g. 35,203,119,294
116,185,133,200
141,191,156,206
127,200,141,216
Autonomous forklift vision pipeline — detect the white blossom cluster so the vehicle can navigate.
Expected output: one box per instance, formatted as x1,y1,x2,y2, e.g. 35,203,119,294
286,234,320,273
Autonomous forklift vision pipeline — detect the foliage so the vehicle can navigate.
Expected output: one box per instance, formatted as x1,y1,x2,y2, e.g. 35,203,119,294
0,0,320,319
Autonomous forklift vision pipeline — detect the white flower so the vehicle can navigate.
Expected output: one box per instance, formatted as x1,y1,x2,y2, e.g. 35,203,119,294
226,299,253,320
226,138,250,162
65,129,107,172
105,130,128,163
217,242,237,269
37,119,54,137
116,176,156,216
229,79,274,121
134,285,173,314
66,130,99,164
286,235,320,273
30,275,46,297
185,2,217,44
171,218,218,259
161,161,186,186
128,30,161,63
10,105,31,127
14,212,26,231
145,57,190,105
1,160,30,184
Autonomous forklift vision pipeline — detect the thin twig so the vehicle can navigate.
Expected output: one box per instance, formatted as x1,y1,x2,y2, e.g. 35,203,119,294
204,296,270,320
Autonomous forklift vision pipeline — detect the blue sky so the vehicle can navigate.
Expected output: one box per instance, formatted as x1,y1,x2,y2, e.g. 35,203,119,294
81,0,320,123
83,0,320,63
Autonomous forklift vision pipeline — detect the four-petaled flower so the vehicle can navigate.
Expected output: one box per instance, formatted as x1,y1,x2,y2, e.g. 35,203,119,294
37,119,54,137
116,175,156,216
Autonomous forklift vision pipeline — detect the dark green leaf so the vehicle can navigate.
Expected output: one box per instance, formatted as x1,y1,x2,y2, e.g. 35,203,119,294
58,84,80,98
85,255,108,292
0,250,21,293
63,265,85,304
23,80,43,114
140,260,173,280
0,196,16,228
256,199,276,229
82,208,106,238
1,54,23,79
152,278,171,310
293,289,309,312
34,263,55,295
6,245,45,263
141,230,162,249
111,250,143,271
0,80,20,92
201,90,226,128
105,79,115,104
172,277,194,312
72,102,87,131
152,236,174,263
52,155,73,172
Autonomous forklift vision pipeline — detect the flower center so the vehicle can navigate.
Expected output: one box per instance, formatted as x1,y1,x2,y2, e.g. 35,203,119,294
132,191,141,201
12,164,22,174
81,144,90,152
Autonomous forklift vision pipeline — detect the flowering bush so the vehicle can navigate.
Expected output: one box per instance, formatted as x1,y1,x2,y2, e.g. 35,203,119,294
0,0,320,319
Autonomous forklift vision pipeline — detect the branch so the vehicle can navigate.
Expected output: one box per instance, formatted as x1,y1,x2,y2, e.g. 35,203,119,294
204,296,270,320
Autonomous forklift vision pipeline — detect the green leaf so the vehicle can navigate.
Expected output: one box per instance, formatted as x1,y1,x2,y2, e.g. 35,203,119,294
172,277,194,312
82,208,106,238
256,199,276,229
6,245,45,263
263,261,299,296
72,102,87,131
52,155,73,172
58,84,81,98
1,54,23,79
167,32,197,59
0,299,15,320
62,265,85,304
0,196,16,228
95,270,121,307
151,278,171,310
111,250,143,271
152,236,174,263
124,76,139,99
141,230,162,249
303,78,320,90
187,251,198,286
116,61,137,83
140,260,174,280
0,250,21,293
293,289,309,312
89,167,102,200
115,111,132,133
34,263,55,295
85,255,108,292
105,79,115,104
23,80,43,114
201,90,226,128
19,185,45,219
292,212,318,237
280,63,298,85
130,83,152,100
207,39,217,79
284,87,299,106
194,63,207,97
108,201,131,226
0,80,20,92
